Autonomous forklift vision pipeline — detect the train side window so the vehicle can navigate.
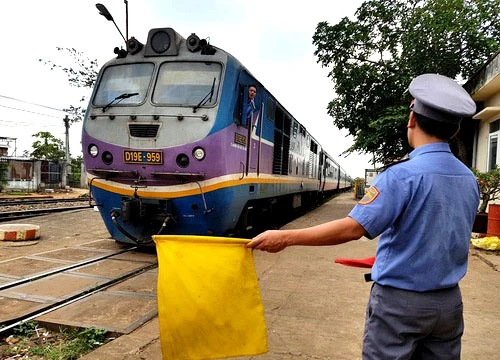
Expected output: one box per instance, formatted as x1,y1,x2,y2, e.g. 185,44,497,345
284,116,291,136
234,83,261,127
293,121,298,138
300,125,306,137
267,98,276,121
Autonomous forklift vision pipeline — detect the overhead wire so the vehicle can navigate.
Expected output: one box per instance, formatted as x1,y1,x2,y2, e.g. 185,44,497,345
0,119,62,128
0,104,63,119
0,94,66,113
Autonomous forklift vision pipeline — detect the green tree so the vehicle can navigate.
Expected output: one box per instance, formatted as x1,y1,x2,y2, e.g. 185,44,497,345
313,0,500,164
69,155,83,185
39,47,99,124
30,132,66,163
472,167,500,213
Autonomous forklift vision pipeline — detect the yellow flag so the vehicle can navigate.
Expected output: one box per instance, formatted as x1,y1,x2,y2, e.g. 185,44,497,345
153,235,268,360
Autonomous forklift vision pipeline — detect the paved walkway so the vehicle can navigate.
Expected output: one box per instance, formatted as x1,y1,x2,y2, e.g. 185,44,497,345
77,192,500,360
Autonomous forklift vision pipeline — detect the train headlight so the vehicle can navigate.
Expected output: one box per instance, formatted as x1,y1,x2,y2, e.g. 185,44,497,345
176,153,190,168
89,144,99,158
192,147,205,161
102,151,113,165
144,28,179,56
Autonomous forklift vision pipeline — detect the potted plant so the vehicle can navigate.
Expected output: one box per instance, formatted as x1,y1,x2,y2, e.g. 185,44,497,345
471,167,500,233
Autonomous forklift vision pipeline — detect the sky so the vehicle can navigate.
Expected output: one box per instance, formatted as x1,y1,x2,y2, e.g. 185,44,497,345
0,0,375,179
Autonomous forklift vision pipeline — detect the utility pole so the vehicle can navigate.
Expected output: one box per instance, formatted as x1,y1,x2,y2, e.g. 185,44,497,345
62,115,70,188
63,115,70,162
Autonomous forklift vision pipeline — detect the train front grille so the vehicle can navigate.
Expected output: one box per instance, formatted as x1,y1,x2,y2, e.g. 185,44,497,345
129,124,160,138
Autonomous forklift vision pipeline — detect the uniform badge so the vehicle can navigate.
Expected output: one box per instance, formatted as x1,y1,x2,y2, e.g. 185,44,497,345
358,186,380,205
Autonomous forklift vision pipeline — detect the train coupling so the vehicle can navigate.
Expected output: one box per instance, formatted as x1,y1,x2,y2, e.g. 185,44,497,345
119,197,174,223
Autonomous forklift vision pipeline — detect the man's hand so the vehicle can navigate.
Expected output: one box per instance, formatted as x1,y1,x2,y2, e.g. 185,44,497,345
246,230,288,253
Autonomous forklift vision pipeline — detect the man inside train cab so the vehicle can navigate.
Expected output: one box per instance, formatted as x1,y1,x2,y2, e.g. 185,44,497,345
247,73,479,359
243,84,257,126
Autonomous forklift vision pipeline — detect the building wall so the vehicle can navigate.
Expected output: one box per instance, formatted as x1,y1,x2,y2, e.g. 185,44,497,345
475,94,500,172
0,158,63,192
465,50,500,172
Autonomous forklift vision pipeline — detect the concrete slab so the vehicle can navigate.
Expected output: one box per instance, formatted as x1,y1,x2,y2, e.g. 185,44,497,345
78,239,132,251
0,257,67,278
33,248,112,262
111,251,157,264
2,273,106,301
0,296,48,323
37,292,158,334
0,277,13,285
70,259,153,279
106,270,157,294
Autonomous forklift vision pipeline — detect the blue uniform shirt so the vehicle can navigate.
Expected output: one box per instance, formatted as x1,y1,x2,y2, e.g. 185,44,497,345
349,142,480,291
244,99,256,126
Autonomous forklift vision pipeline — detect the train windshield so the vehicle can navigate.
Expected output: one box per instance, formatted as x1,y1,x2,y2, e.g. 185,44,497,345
153,62,221,106
93,63,154,106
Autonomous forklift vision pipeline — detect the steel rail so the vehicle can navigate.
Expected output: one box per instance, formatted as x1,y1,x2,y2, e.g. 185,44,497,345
0,198,89,206
0,246,138,292
0,261,158,334
0,205,93,222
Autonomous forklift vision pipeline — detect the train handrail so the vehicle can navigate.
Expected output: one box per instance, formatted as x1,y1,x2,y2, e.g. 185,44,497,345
194,179,213,214
150,171,204,180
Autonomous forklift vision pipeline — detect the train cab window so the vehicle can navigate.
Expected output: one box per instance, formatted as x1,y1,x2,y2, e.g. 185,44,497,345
94,63,154,106
293,121,298,138
153,62,222,106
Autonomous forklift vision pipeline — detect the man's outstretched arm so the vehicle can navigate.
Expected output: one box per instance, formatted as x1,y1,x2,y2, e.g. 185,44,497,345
246,217,366,253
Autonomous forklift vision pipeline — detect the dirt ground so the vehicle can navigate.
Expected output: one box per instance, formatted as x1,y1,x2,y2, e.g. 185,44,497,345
0,187,90,200
1,192,499,359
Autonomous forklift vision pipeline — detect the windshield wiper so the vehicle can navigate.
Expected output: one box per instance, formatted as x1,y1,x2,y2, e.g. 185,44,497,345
193,78,216,113
102,92,139,112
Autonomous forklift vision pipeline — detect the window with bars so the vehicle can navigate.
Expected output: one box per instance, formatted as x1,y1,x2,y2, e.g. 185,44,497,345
272,106,291,175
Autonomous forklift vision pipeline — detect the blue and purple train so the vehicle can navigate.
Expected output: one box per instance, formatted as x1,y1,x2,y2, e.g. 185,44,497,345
82,27,352,245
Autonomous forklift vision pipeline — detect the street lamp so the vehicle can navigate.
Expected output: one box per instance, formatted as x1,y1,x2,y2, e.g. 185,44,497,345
96,2,128,44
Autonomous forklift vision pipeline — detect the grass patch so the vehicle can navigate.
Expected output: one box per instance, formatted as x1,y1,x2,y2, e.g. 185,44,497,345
1,321,110,360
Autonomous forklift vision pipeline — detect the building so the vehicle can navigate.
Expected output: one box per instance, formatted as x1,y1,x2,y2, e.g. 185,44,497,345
0,137,17,157
465,50,500,172
364,168,380,187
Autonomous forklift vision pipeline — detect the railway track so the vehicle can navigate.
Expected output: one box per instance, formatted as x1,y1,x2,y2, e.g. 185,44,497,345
0,245,158,333
0,198,94,222
0,197,89,206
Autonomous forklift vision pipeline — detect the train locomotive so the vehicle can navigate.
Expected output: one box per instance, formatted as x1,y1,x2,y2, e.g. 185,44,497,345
82,27,352,245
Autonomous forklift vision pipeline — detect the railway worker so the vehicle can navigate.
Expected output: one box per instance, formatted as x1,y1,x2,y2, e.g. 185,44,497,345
243,84,258,126
247,73,479,360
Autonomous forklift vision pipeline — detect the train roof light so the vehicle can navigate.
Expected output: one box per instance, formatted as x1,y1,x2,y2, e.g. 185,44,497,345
114,47,128,59
187,33,201,52
127,37,143,55
144,28,180,57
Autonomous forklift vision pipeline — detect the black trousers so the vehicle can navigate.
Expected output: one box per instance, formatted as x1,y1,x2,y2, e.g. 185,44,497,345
362,283,463,360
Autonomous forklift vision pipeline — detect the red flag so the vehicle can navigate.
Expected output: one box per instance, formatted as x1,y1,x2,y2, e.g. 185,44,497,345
335,256,375,268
